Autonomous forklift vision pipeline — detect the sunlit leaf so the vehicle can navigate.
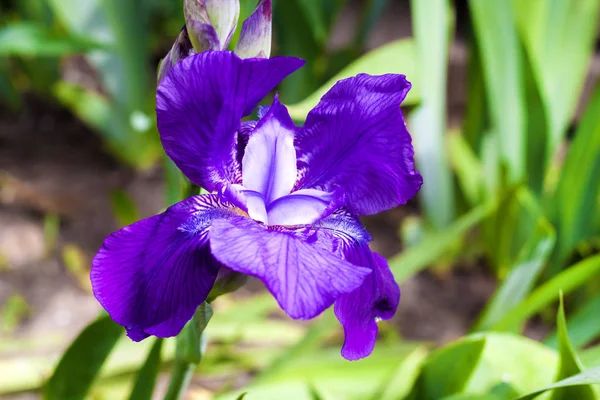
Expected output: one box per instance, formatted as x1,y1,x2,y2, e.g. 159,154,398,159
548,294,597,400
0,22,102,56
469,0,526,182
545,294,600,350
409,0,454,228
411,337,486,399
475,190,556,331
389,199,497,283
517,367,600,400
491,254,600,331
552,83,600,263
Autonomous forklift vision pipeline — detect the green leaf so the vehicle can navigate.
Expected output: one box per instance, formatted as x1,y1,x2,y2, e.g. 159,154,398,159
552,82,600,262
376,346,429,400
412,337,486,400
517,367,600,400
514,0,600,159
469,0,526,182
53,82,160,168
0,22,102,56
389,198,497,283
545,294,600,350
448,131,485,207
409,0,455,228
491,254,600,331
548,294,596,400
127,338,163,400
43,314,123,400
286,39,420,121
110,189,141,227
475,190,556,331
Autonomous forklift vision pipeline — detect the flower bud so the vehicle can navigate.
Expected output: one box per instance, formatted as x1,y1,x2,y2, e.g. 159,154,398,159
157,26,195,84
184,0,240,52
234,0,272,59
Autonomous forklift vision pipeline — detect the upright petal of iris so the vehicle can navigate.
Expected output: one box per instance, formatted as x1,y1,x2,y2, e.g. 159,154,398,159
295,74,423,215
156,51,304,192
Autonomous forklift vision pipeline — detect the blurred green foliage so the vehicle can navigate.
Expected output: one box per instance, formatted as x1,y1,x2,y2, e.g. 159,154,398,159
1,0,600,398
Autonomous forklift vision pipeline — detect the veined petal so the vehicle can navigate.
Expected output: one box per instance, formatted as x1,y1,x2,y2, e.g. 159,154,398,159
234,0,272,59
91,195,233,340
266,188,343,226
242,96,297,204
157,51,304,192
334,251,400,361
295,74,423,215
209,217,371,319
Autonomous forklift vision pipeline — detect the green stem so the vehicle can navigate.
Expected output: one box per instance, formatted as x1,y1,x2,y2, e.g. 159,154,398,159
163,303,212,400
163,361,195,400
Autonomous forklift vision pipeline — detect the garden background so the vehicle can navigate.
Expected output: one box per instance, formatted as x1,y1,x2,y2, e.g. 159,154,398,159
1,0,600,399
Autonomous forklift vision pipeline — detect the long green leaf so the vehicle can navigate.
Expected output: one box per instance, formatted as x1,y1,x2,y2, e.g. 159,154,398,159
517,367,600,400
475,190,556,331
514,0,600,159
0,22,101,56
469,0,526,182
286,39,419,121
545,294,600,350
491,254,600,331
553,83,600,262
127,339,163,400
389,199,497,283
409,0,455,228
411,337,486,399
43,315,123,400
548,294,596,400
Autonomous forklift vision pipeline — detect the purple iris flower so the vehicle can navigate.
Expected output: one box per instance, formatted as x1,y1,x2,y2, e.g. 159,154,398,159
91,50,422,360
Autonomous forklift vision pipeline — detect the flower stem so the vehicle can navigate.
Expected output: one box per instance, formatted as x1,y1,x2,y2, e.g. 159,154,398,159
163,360,195,400
163,303,213,400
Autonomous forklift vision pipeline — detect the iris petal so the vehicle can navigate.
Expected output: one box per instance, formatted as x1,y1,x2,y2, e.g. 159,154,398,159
209,216,371,319
266,188,343,226
334,251,400,361
242,96,297,204
91,195,232,340
157,51,304,192
295,73,423,215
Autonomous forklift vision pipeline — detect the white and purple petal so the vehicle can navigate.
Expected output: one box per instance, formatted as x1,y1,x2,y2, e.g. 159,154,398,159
209,216,371,319
242,96,297,204
184,0,239,51
266,187,344,226
157,51,304,192
90,195,233,340
295,74,423,216
234,0,272,59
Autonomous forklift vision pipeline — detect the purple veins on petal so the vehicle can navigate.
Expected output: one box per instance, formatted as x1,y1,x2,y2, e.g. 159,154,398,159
334,251,400,361
90,195,232,340
242,95,297,205
209,216,372,319
156,51,304,192
295,73,423,216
